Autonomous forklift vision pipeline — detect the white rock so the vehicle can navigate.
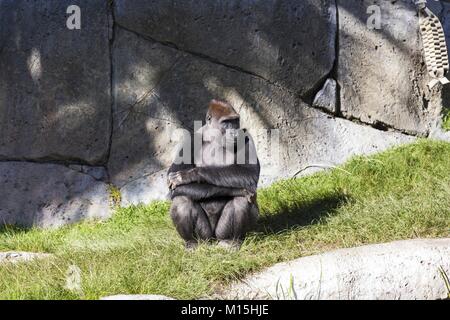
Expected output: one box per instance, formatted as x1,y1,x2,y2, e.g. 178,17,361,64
0,252,52,264
313,78,337,114
218,238,450,300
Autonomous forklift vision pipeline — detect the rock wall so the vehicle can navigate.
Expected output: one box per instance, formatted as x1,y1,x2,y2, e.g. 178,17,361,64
0,0,445,227
338,0,441,135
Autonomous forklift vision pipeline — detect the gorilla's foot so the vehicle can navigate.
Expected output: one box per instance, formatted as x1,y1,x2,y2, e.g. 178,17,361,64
217,240,242,251
184,240,199,251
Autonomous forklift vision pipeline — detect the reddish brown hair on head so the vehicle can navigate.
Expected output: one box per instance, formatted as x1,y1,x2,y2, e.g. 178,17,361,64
207,99,239,122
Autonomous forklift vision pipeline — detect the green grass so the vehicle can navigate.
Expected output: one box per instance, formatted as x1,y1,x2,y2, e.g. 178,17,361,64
0,140,449,299
443,107,450,131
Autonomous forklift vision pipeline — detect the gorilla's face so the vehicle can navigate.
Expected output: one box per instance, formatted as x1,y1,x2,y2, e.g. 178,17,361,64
205,115,240,146
205,99,241,148
221,118,240,142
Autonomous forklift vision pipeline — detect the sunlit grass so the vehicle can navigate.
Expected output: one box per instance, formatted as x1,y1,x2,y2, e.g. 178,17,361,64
443,107,450,131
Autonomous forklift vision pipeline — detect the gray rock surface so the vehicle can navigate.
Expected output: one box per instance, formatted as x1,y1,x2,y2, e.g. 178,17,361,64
429,122,450,142
68,165,109,181
0,252,52,264
337,0,440,135
217,238,450,300
119,170,169,207
100,294,175,300
313,78,338,114
0,162,112,228
0,0,111,164
114,0,337,95
110,28,414,205
269,107,415,186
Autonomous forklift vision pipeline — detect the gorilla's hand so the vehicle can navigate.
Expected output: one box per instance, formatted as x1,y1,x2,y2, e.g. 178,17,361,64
243,189,257,204
168,168,199,189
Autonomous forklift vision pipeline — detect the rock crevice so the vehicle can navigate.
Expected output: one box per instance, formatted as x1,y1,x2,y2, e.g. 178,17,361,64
115,23,289,94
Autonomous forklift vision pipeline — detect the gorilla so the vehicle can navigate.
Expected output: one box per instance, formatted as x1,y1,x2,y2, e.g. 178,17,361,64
167,99,260,250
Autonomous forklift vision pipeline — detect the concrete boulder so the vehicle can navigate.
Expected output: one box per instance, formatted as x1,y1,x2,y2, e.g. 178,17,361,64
313,78,338,114
0,0,111,164
0,252,53,264
114,0,337,96
0,162,111,228
218,238,450,300
337,0,440,135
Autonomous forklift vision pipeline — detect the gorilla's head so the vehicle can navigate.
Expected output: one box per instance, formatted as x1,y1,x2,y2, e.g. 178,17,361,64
205,99,240,145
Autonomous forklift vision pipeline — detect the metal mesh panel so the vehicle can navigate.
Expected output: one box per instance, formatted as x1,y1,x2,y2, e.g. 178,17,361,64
419,7,450,87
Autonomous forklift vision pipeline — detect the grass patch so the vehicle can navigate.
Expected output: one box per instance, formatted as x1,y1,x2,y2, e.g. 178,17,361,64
443,107,450,131
108,184,122,207
0,140,449,299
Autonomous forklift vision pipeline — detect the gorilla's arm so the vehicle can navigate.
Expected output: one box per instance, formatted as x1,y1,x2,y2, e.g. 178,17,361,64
168,127,260,193
168,162,194,175
169,133,261,192
170,183,249,201
196,132,260,191
196,162,260,193
168,156,253,200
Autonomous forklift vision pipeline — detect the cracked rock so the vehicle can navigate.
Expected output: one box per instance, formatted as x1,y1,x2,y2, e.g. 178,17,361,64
68,165,109,182
114,0,337,95
337,0,441,135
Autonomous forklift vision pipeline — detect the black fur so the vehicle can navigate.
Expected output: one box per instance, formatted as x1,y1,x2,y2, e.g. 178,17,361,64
170,183,248,201
168,102,260,247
